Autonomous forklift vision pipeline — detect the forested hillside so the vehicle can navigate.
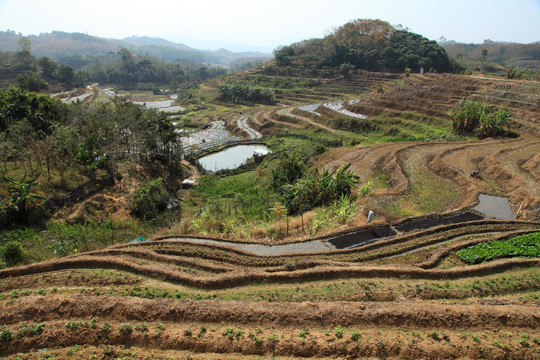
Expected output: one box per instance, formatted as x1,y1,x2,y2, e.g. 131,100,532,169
269,19,459,75
442,39,540,72
0,36,228,91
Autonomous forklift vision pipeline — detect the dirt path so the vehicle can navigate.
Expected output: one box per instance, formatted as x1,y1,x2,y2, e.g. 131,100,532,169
181,159,200,186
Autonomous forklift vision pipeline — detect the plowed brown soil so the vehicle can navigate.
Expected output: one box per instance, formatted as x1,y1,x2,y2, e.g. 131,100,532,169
2,219,540,359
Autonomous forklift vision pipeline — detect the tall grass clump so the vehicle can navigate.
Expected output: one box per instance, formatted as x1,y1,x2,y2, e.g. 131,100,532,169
280,164,361,215
448,98,512,138
311,195,359,235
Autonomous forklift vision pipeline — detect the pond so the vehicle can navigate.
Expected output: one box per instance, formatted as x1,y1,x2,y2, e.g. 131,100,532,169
198,145,270,172
473,194,515,220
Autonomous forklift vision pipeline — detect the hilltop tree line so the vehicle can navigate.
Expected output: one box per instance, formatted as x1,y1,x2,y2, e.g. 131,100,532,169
271,19,459,74
83,48,227,90
443,39,540,72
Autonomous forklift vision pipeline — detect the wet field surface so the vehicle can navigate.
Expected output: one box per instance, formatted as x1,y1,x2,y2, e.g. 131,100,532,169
473,194,515,220
198,144,270,172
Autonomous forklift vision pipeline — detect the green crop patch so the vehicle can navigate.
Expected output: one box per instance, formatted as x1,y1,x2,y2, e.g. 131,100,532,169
457,232,540,264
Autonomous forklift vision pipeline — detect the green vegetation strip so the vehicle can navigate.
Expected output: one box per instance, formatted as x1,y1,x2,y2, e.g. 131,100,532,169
457,232,540,264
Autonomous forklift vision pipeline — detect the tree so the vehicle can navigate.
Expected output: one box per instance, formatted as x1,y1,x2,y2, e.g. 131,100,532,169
274,46,294,66
57,65,75,85
38,56,58,78
16,71,49,92
481,48,488,66
0,87,66,134
17,37,32,53
332,19,395,49
14,36,36,71
118,48,136,73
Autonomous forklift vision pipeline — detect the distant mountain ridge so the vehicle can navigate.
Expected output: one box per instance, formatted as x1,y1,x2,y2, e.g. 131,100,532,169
0,30,272,67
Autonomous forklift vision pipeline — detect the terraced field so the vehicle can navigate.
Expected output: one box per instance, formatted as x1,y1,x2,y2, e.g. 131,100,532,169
272,73,540,220
2,72,540,359
1,219,540,359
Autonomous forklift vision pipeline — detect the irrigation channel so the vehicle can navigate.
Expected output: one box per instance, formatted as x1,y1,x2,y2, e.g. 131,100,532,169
169,195,513,255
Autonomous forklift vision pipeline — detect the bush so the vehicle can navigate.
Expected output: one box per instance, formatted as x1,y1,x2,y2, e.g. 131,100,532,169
506,66,529,79
448,98,511,138
129,178,169,219
1,241,24,267
218,81,274,104
119,322,133,334
281,164,360,215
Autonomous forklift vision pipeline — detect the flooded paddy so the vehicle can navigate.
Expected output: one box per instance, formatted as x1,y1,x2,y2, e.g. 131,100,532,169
473,194,515,220
181,121,241,153
198,144,270,172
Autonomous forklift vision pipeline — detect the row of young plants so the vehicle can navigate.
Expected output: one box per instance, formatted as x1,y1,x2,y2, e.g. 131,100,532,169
4,317,539,356
2,267,539,303
457,232,540,264
0,318,167,344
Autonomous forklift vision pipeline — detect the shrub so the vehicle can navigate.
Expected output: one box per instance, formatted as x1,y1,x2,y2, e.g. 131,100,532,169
135,323,148,333
281,164,360,215
448,98,511,138
0,325,12,342
101,322,110,332
334,325,344,339
119,322,133,334
1,241,24,267
506,66,529,79
15,322,44,338
129,178,169,219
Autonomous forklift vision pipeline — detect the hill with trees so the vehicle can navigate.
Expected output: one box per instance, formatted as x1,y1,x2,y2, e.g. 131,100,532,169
267,19,459,76
0,36,231,92
0,30,272,68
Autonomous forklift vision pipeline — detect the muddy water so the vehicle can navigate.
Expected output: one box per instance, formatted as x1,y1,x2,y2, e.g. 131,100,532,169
198,145,270,172
473,194,515,220
168,195,519,255
169,237,331,255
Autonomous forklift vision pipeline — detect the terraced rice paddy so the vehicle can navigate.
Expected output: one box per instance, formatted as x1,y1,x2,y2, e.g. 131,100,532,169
2,72,539,359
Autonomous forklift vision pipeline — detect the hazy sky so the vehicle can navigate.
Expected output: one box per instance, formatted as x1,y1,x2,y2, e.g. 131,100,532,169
0,0,538,52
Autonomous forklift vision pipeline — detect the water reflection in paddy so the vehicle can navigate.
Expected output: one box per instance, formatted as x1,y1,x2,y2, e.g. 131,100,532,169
198,145,270,172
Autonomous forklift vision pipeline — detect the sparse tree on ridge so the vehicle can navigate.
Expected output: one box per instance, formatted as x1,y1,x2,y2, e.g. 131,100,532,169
481,48,488,66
